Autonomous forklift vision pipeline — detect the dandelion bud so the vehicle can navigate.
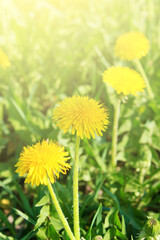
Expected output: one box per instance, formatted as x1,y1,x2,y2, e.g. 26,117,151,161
144,218,160,237
92,236,103,240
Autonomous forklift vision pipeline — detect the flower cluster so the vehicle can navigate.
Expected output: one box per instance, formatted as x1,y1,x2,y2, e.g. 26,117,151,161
16,96,109,185
103,31,150,96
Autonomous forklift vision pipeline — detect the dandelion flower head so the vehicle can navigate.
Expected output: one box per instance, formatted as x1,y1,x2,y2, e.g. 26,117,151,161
103,66,145,96
115,31,150,60
15,140,70,186
0,49,11,69
53,96,109,139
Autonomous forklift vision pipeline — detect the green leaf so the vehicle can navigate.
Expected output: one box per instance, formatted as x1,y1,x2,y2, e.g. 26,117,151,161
46,224,60,239
118,119,132,135
120,206,143,230
50,216,63,231
114,226,127,240
34,204,50,229
117,135,129,151
9,97,33,131
121,215,126,235
96,204,103,236
104,207,121,230
104,226,127,240
13,208,35,225
36,227,47,239
104,227,115,240
35,195,50,207
86,204,102,240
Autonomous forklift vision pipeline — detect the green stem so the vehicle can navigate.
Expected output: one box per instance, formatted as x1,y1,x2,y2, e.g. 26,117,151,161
47,177,75,240
139,167,146,184
111,98,121,168
134,58,154,99
73,135,81,240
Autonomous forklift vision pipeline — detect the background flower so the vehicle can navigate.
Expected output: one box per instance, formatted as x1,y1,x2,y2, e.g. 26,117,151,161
15,140,70,186
53,96,109,139
0,49,11,68
103,66,145,96
115,31,149,60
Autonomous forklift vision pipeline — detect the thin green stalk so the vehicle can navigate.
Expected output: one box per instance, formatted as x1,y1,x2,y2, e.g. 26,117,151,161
73,135,81,240
47,177,75,240
111,98,121,168
134,58,154,99
139,168,146,184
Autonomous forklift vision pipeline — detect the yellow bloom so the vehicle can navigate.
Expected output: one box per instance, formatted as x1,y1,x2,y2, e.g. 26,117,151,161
15,140,70,186
0,199,11,209
115,31,149,60
53,96,109,139
0,49,11,68
103,66,145,96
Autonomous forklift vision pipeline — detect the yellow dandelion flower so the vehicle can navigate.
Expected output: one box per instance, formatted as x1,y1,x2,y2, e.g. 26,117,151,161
15,140,70,186
0,49,11,68
103,66,145,96
115,31,150,60
0,199,11,209
53,96,109,139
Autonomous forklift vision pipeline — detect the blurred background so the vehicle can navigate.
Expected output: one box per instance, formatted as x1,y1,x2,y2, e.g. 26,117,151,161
1,0,160,162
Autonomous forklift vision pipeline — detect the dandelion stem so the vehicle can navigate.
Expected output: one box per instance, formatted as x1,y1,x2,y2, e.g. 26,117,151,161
134,58,154,99
47,177,75,240
73,135,81,240
111,98,121,167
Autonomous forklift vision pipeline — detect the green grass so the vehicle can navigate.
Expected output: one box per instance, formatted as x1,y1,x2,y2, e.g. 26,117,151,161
1,0,160,239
